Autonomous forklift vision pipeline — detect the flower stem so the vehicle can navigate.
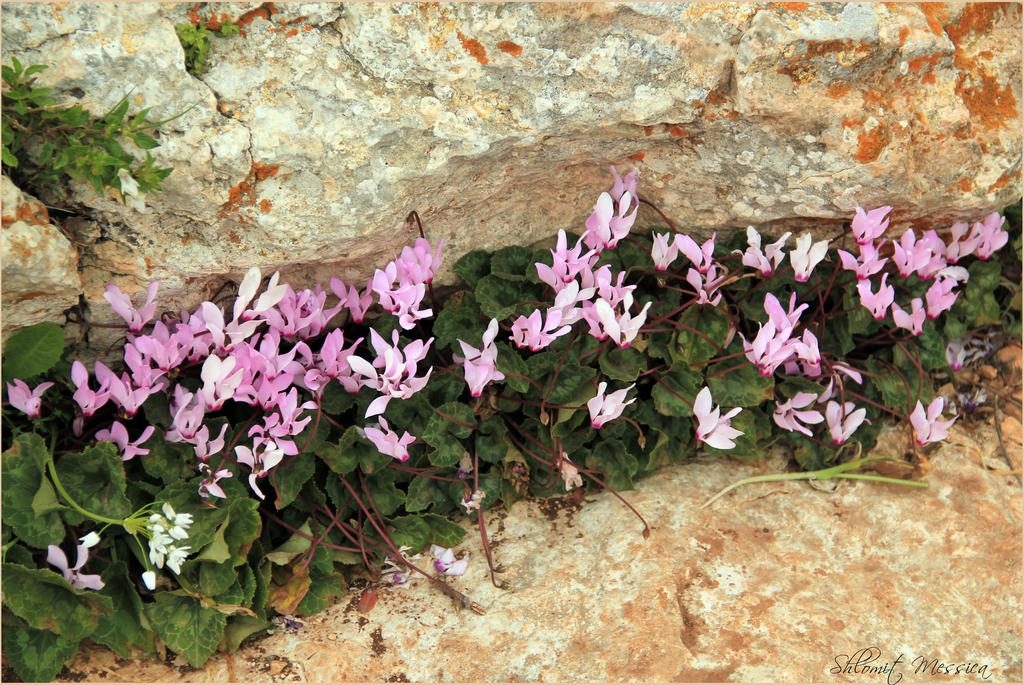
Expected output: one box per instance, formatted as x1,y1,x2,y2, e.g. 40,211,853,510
46,459,126,527
701,455,927,509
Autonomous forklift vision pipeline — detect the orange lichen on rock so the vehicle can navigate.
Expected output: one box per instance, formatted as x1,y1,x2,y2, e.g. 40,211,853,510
987,165,1018,193
908,50,944,73
456,31,488,64
629,152,645,162
3,201,51,228
236,3,277,27
855,126,888,163
643,125,654,136
259,199,273,213
144,257,153,275
253,163,279,181
286,28,298,37
917,2,948,36
898,27,910,45
778,2,809,10
826,81,849,98
942,3,1020,130
497,40,522,56
957,178,974,192
665,124,688,137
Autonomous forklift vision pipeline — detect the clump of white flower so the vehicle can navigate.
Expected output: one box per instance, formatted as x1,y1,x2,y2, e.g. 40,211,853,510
144,503,193,584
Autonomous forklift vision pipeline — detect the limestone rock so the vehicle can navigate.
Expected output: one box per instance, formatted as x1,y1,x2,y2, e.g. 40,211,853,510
1,2,1020,348
1,175,80,338
55,415,1022,682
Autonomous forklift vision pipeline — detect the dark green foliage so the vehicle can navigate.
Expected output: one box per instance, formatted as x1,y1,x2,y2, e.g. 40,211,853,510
2,57,180,203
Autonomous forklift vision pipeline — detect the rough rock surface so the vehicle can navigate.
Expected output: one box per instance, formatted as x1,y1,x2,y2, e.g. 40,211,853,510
57,406,1022,682
1,2,1020,347
1,175,81,336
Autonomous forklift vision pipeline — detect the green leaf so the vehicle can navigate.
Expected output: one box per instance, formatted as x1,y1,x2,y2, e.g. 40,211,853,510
422,401,476,447
476,415,511,464
1,563,113,641
475,274,522,320
130,131,160,149
433,291,482,351
426,433,465,468
145,592,227,668
316,425,375,475
265,520,313,566
2,321,64,380
490,245,533,281
599,346,646,382
219,615,272,652
670,306,731,366
494,342,529,393
404,475,448,513
56,442,131,520
584,438,637,491
296,572,345,616
3,624,79,683
651,362,702,417
199,559,238,597
365,471,404,516
2,433,65,547
319,380,355,414
140,430,192,483
452,249,491,288
273,452,315,510
388,513,465,552
92,561,155,658
705,360,774,407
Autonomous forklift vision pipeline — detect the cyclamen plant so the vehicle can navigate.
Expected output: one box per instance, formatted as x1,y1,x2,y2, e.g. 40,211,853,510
1,164,1017,681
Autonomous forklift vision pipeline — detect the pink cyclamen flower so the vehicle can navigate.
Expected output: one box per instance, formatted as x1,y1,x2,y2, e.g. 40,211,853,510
694,387,743,450
583,191,638,252
363,417,416,462
593,294,651,348
429,545,468,576
587,381,636,429
675,233,717,274
536,230,599,291
71,360,111,417
199,354,244,411
892,228,937,278
461,489,485,513
856,273,895,320
789,233,829,282
95,421,155,461
684,266,728,307
5,380,54,418
453,318,506,397
234,438,286,500
925,277,959,319
909,397,957,445
103,281,159,333
969,212,1009,260
851,205,892,245
738,226,791,275
396,237,444,285
347,329,434,417
837,240,888,280
824,400,867,445
329,277,374,323
891,298,927,336
233,267,288,322
47,544,104,590
197,462,233,499
651,232,680,271
191,423,229,461
511,308,572,352
773,392,825,438
609,164,638,203
370,261,433,330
